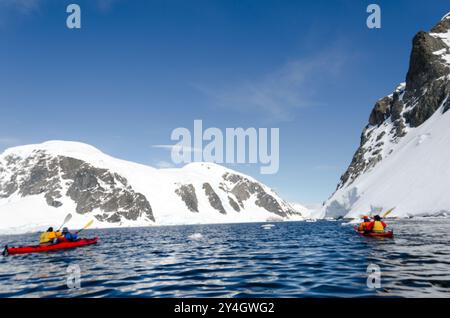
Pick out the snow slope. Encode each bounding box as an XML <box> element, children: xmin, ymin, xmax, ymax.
<box><xmin>324</xmin><ymin>102</ymin><xmax>450</xmax><ymax>219</ymax></box>
<box><xmin>291</xmin><ymin>203</ymin><xmax>324</xmax><ymax>220</ymax></box>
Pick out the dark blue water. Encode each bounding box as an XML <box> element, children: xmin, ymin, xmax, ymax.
<box><xmin>1</xmin><ymin>219</ymin><xmax>449</xmax><ymax>297</ymax></box>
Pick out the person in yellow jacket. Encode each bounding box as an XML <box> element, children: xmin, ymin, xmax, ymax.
<box><xmin>366</xmin><ymin>215</ymin><xmax>387</xmax><ymax>233</ymax></box>
<box><xmin>39</xmin><ymin>227</ymin><xmax>63</xmax><ymax>244</ymax></box>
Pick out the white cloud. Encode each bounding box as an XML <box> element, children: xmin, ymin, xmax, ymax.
<box><xmin>195</xmin><ymin>49</ymin><xmax>346</xmax><ymax>122</ymax></box>
<box><xmin>95</xmin><ymin>0</ymin><xmax>121</xmax><ymax>13</ymax></box>
<box><xmin>152</xmin><ymin>144</ymin><xmax>202</xmax><ymax>153</ymax></box>
<box><xmin>154</xmin><ymin>160</ymin><xmax>175</xmax><ymax>169</ymax></box>
<box><xmin>0</xmin><ymin>0</ymin><xmax>120</xmax><ymax>20</ymax></box>
<box><xmin>0</xmin><ymin>0</ymin><xmax>43</xmax><ymax>28</ymax></box>
<box><xmin>0</xmin><ymin>0</ymin><xmax>41</xmax><ymax>14</ymax></box>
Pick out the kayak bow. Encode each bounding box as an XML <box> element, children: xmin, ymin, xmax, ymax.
<box><xmin>2</xmin><ymin>237</ymin><xmax>98</xmax><ymax>256</ymax></box>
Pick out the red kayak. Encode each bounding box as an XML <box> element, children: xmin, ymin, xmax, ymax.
<box><xmin>354</xmin><ymin>227</ymin><xmax>394</xmax><ymax>238</ymax></box>
<box><xmin>2</xmin><ymin>238</ymin><xmax>98</xmax><ymax>256</ymax></box>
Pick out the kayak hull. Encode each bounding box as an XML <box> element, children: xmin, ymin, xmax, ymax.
<box><xmin>354</xmin><ymin>227</ymin><xmax>394</xmax><ymax>238</ymax></box>
<box><xmin>3</xmin><ymin>237</ymin><xmax>98</xmax><ymax>256</ymax></box>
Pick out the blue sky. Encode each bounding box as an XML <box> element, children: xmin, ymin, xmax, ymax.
<box><xmin>0</xmin><ymin>0</ymin><xmax>449</xmax><ymax>205</ymax></box>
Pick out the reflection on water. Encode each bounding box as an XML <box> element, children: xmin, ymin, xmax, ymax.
<box><xmin>0</xmin><ymin>219</ymin><xmax>449</xmax><ymax>297</ymax></box>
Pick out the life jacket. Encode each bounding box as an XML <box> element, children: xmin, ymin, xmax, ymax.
<box><xmin>39</xmin><ymin>232</ymin><xmax>49</xmax><ymax>244</ymax></box>
<box><xmin>39</xmin><ymin>231</ymin><xmax>62</xmax><ymax>244</ymax></box>
<box><xmin>358</xmin><ymin>222</ymin><xmax>370</xmax><ymax>232</ymax></box>
<box><xmin>371</xmin><ymin>221</ymin><xmax>386</xmax><ymax>233</ymax></box>
<box><xmin>63</xmin><ymin>232</ymin><xmax>78</xmax><ymax>241</ymax></box>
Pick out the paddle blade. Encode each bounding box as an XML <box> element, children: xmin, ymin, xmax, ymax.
<box><xmin>63</xmin><ymin>213</ymin><xmax>73</xmax><ymax>224</ymax></box>
<box><xmin>57</xmin><ymin>213</ymin><xmax>73</xmax><ymax>230</ymax></box>
<box><xmin>382</xmin><ymin>207</ymin><xmax>396</xmax><ymax>218</ymax></box>
<box><xmin>75</xmin><ymin>220</ymin><xmax>94</xmax><ymax>235</ymax></box>
<box><xmin>82</xmin><ymin>220</ymin><xmax>94</xmax><ymax>230</ymax></box>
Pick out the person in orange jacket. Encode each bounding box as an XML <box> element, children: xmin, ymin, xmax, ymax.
<box><xmin>366</xmin><ymin>215</ymin><xmax>387</xmax><ymax>233</ymax></box>
<box><xmin>357</xmin><ymin>216</ymin><xmax>371</xmax><ymax>232</ymax></box>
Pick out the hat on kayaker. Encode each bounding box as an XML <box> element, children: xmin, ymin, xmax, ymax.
<box><xmin>62</xmin><ymin>227</ymin><xmax>69</xmax><ymax>233</ymax></box>
<box><xmin>362</xmin><ymin>216</ymin><xmax>370</xmax><ymax>221</ymax></box>
<box><xmin>374</xmin><ymin>215</ymin><xmax>381</xmax><ymax>221</ymax></box>
<box><xmin>47</xmin><ymin>227</ymin><xmax>54</xmax><ymax>232</ymax></box>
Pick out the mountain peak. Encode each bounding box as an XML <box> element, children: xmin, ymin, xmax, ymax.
<box><xmin>2</xmin><ymin>140</ymin><xmax>105</xmax><ymax>158</ymax></box>
<box><xmin>431</xmin><ymin>13</ymin><xmax>450</xmax><ymax>34</ymax></box>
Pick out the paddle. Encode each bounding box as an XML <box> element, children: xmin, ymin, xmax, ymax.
<box><xmin>75</xmin><ymin>220</ymin><xmax>94</xmax><ymax>235</ymax></box>
<box><xmin>382</xmin><ymin>207</ymin><xmax>396</xmax><ymax>218</ymax></box>
<box><xmin>57</xmin><ymin>213</ymin><xmax>72</xmax><ymax>231</ymax></box>
<box><xmin>359</xmin><ymin>207</ymin><xmax>396</xmax><ymax>220</ymax></box>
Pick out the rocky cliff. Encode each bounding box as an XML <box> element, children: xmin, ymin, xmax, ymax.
<box><xmin>323</xmin><ymin>13</ymin><xmax>450</xmax><ymax>218</ymax></box>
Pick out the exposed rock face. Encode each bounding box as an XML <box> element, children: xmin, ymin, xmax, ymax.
<box><xmin>406</xmin><ymin>32</ymin><xmax>447</xmax><ymax>93</ymax></box>
<box><xmin>173</xmin><ymin>171</ymin><xmax>299</xmax><ymax>217</ymax></box>
<box><xmin>335</xmin><ymin>15</ymin><xmax>450</xmax><ymax>191</ymax></box>
<box><xmin>222</xmin><ymin>173</ymin><xmax>295</xmax><ymax>217</ymax></box>
<box><xmin>203</xmin><ymin>183</ymin><xmax>226</xmax><ymax>214</ymax></box>
<box><xmin>228</xmin><ymin>196</ymin><xmax>241</xmax><ymax>212</ymax></box>
<box><xmin>175</xmin><ymin>184</ymin><xmax>199</xmax><ymax>212</ymax></box>
<box><xmin>0</xmin><ymin>150</ymin><xmax>154</xmax><ymax>223</ymax></box>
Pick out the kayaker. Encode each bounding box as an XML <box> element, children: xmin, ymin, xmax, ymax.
<box><xmin>366</xmin><ymin>215</ymin><xmax>387</xmax><ymax>233</ymax></box>
<box><xmin>357</xmin><ymin>216</ymin><xmax>371</xmax><ymax>232</ymax></box>
<box><xmin>59</xmin><ymin>227</ymin><xmax>79</xmax><ymax>242</ymax></box>
<box><xmin>39</xmin><ymin>227</ymin><xmax>63</xmax><ymax>244</ymax></box>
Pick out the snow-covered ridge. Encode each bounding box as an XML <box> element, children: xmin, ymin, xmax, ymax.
<box><xmin>430</xmin><ymin>29</ymin><xmax>450</xmax><ymax>64</ymax></box>
<box><xmin>0</xmin><ymin>140</ymin><xmax>300</xmax><ymax>234</ymax></box>
<box><xmin>3</xmin><ymin>140</ymin><xmax>104</xmax><ymax>157</ymax></box>
<box><xmin>430</xmin><ymin>12</ymin><xmax>450</xmax><ymax>65</ymax></box>
<box><xmin>2</xmin><ymin>140</ymin><xmax>158</xmax><ymax>173</ymax></box>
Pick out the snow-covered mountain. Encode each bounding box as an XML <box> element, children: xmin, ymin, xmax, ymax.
<box><xmin>323</xmin><ymin>13</ymin><xmax>450</xmax><ymax>219</ymax></box>
<box><xmin>0</xmin><ymin>141</ymin><xmax>301</xmax><ymax>234</ymax></box>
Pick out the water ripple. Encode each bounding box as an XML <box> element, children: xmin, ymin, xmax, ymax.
<box><xmin>1</xmin><ymin>219</ymin><xmax>450</xmax><ymax>297</ymax></box>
